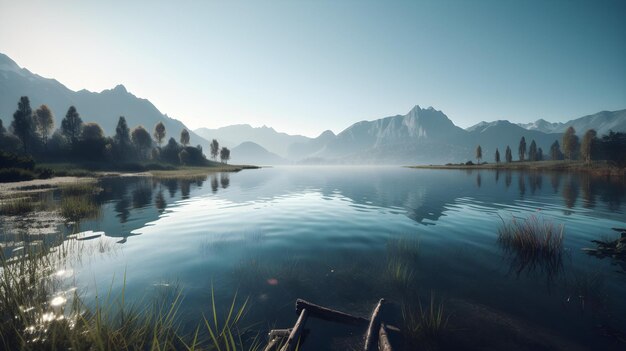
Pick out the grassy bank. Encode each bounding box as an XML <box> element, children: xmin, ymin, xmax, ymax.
<box><xmin>408</xmin><ymin>160</ymin><xmax>626</xmax><ymax>176</ymax></box>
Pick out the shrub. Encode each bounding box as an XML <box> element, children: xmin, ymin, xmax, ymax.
<box><xmin>0</xmin><ymin>168</ymin><xmax>36</xmax><ymax>182</ymax></box>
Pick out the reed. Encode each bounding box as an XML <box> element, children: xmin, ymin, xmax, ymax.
<box><xmin>0</xmin><ymin>196</ymin><xmax>37</xmax><ymax>215</ymax></box>
<box><xmin>0</xmin><ymin>242</ymin><xmax>258</xmax><ymax>351</ymax></box>
<box><xmin>497</xmin><ymin>215</ymin><xmax>564</xmax><ymax>257</ymax></box>
<box><xmin>401</xmin><ymin>293</ymin><xmax>448</xmax><ymax>341</ymax></box>
<box><xmin>60</xmin><ymin>196</ymin><xmax>100</xmax><ymax>222</ymax></box>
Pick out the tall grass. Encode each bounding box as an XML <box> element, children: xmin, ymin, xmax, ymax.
<box><xmin>0</xmin><ymin>241</ymin><xmax>258</xmax><ymax>351</ymax></box>
<box><xmin>497</xmin><ymin>215</ymin><xmax>565</xmax><ymax>278</ymax></box>
<box><xmin>401</xmin><ymin>293</ymin><xmax>448</xmax><ymax>342</ymax></box>
<box><xmin>497</xmin><ymin>215</ymin><xmax>564</xmax><ymax>257</ymax></box>
<box><xmin>0</xmin><ymin>196</ymin><xmax>37</xmax><ymax>215</ymax></box>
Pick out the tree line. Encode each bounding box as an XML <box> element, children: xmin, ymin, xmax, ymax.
<box><xmin>475</xmin><ymin>126</ymin><xmax>626</xmax><ymax>166</ymax></box>
<box><xmin>0</xmin><ymin>96</ymin><xmax>232</xmax><ymax>167</ymax></box>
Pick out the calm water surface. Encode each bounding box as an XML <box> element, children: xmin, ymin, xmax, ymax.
<box><xmin>3</xmin><ymin>166</ymin><xmax>626</xmax><ymax>350</ymax></box>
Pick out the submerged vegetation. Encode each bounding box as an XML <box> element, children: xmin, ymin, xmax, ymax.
<box><xmin>0</xmin><ymin>241</ymin><xmax>258</xmax><ymax>351</ymax></box>
<box><xmin>497</xmin><ymin>215</ymin><xmax>565</xmax><ymax>278</ymax></box>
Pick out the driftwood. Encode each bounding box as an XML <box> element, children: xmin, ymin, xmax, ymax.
<box><xmin>378</xmin><ymin>324</ymin><xmax>393</xmax><ymax>351</ymax></box>
<box><xmin>364</xmin><ymin>298</ymin><xmax>385</xmax><ymax>351</ymax></box>
<box><xmin>295</xmin><ymin>299</ymin><xmax>369</xmax><ymax>326</ymax></box>
<box><xmin>268</xmin><ymin>329</ymin><xmax>292</xmax><ymax>338</ymax></box>
<box><xmin>280</xmin><ymin>308</ymin><xmax>308</xmax><ymax>351</ymax></box>
<box><xmin>611</xmin><ymin>227</ymin><xmax>626</xmax><ymax>233</ymax></box>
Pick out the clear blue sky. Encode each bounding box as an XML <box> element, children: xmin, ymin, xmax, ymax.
<box><xmin>1</xmin><ymin>0</ymin><xmax>624</xmax><ymax>137</ymax></box>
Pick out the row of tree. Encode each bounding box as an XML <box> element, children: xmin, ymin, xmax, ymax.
<box><xmin>0</xmin><ymin>96</ymin><xmax>232</xmax><ymax>166</ymax></box>
<box><xmin>476</xmin><ymin>126</ymin><xmax>626</xmax><ymax>166</ymax></box>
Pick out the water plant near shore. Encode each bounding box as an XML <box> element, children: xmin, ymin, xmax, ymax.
<box><xmin>497</xmin><ymin>215</ymin><xmax>565</xmax><ymax>279</ymax></box>
<box><xmin>401</xmin><ymin>293</ymin><xmax>449</xmax><ymax>343</ymax></box>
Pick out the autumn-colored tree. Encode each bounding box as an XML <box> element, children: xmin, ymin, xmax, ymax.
<box><xmin>580</xmin><ymin>129</ymin><xmax>597</xmax><ymax>163</ymax></box>
<box><xmin>562</xmin><ymin>126</ymin><xmax>579</xmax><ymax>160</ymax></box>
<box><xmin>34</xmin><ymin>105</ymin><xmax>54</xmax><ymax>147</ymax></box>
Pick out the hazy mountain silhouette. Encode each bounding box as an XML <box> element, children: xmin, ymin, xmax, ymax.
<box><xmin>230</xmin><ymin>141</ymin><xmax>289</xmax><ymax>165</ymax></box>
<box><xmin>194</xmin><ymin>124</ymin><xmax>309</xmax><ymax>158</ymax></box>
<box><xmin>0</xmin><ymin>52</ymin><xmax>209</xmax><ymax>151</ymax></box>
<box><xmin>517</xmin><ymin>110</ymin><xmax>626</xmax><ymax>135</ymax></box>
<box><xmin>2</xmin><ymin>52</ymin><xmax>624</xmax><ymax>165</ymax></box>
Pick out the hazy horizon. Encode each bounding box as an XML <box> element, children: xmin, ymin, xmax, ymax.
<box><xmin>1</xmin><ymin>0</ymin><xmax>625</xmax><ymax>137</ymax></box>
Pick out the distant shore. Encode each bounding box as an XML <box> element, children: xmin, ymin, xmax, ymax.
<box><xmin>408</xmin><ymin>160</ymin><xmax>626</xmax><ymax>176</ymax></box>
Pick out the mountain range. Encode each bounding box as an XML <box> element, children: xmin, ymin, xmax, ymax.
<box><xmin>0</xmin><ymin>53</ymin><xmax>209</xmax><ymax>150</ymax></box>
<box><xmin>1</xmin><ymin>52</ymin><xmax>624</xmax><ymax>165</ymax></box>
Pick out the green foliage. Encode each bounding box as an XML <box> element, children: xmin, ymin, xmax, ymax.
<box><xmin>402</xmin><ymin>294</ymin><xmax>448</xmax><ymax>342</ymax></box>
<box><xmin>495</xmin><ymin>148</ymin><xmax>500</xmax><ymax>163</ymax></box>
<box><xmin>180</xmin><ymin>129</ymin><xmax>190</xmax><ymax>146</ymax></box>
<box><xmin>0</xmin><ymin>150</ymin><xmax>35</xmax><ymax>170</ymax></box>
<box><xmin>211</xmin><ymin>139</ymin><xmax>220</xmax><ymax>160</ymax></box>
<box><xmin>550</xmin><ymin>140</ymin><xmax>562</xmax><ymax>160</ymax></box>
<box><xmin>497</xmin><ymin>215</ymin><xmax>564</xmax><ymax>258</ymax></box>
<box><xmin>518</xmin><ymin>136</ymin><xmax>526</xmax><ymax>161</ymax></box>
<box><xmin>528</xmin><ymin>140</ymin><xmax>537</xmax><ymax>161</ymax></box>
<box><xmin>11</xmin><ymin>96</ymin><xmax>35</xmax><ymax>152</ymax></box>
<box><xmin>475</xmin><ymin>145</ymin><xmax>482</xmax><ymax>163</ymax></box>
<box><xmin>131</xmin><ymin>126</ymin><xmax>153</xmax><ymax>159</ymax></box>
<box><xmin>154</xmin><ymin>122</ymin><xmax>166</xmax><ymax>146</ymax></box>
<box><xmin>0</xmin><ymin>196</ymin><xmax>36</xmax><ymax>215</ymax></box>
<box><xmin>61</xmin><ymin>106</ymin><xmax>83</xmax><ymax>148</ymax></box>
<box><xmin>220</xmin><ymin>147</ymin><xmax>231</xmax><ymax>164</ymax></box>
<box><xmin>505</xmin><ymin>145</ymin><xmax>512</xmax><ymax>163</ymax></box>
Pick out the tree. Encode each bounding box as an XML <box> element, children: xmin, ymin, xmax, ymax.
<box><xmin>475</xmin><ymin>145</ymin><xmax>482</xmax><ymax>164</ymax></box>
<box><xmin>11</xmin><ymin>96</ymin><xmax>35</xmax><ymax>152</ymax></box>
<box><xmin>550</xmin><ymin>140</ymin><xmax>562</xmax><ymax>160</ymax></box>
<box><xmin>113</xmin><ymin>116</ymin><xmax>132</xmax><ymax>160</ymax></box>
<box><xmin>505</xmin><ymin>146</ymin><xmax>512</xmax><ymax>163</ymax></box>
<box><xmin>537</xmin><ymin>147</ymin><xmax>543</xmax><ymax>161</ymax></box>
<box><xmin>79</xmin><ymin>122</ymin><xmax>106</xmax><ymax>159</ymax></box>
<box><xmin>518</xmin><ymin>136</ymin><xmax>526</xmax><ymax>161</ymax></box>
<box><xmin>154</xmin><ymin>122</ymin><xmax>166</xmax><ymax>146</ymax></box>
<box><xmin>34</xmin><ymin>105</ymin><xmax>54</xmax><ymax>147</ymax></box>
<box><xmin>131</xmin><ymin>126</ymin><xmax>152</xmax><ymax>159</ymax></box>
<box><xmin>161</xmin><ymin>137</ymin><xmax>182</xmax><ymax>164</ymax></box>
<box><xmin>180</xmin><ymin>129</ymin><xmax>190</xmax><ymax>146</ymax></box>
<box><xmin>61</xmin><ymin>106</ymin><xmax>83</xmax><ymax>148</ymax></box>
<box><xmin>528</xmin><ymin>140</ymin><xmax>537</xmax><ymax>161</ymax></box>
<box><xmin>580</xmin><ymin>129</ymin><xmax>597</xmax><ymax>164</ymax></box>
<box><xmin>210</xmin><ymin>139</ymin><xmax>219</xmax><ymax>160</ymax></box>
<box><xmin>562</xmin><ymin>126</ymin><xmax>578</xmax><ymax>160</ymax></box>
<box><xmin>220</xmin><ymin>147</ymin><xmax>230</xmax><ymax>164</ymax></box>
<box><xmin>495</xmin><ymin>148</ymin><xmax>500</xmax><ymax>163</ymax></box>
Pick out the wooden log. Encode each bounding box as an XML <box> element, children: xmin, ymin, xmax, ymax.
<box><xmin>280</xmin><ymin>308</ymin><xmax>308</xmax><ymax>351</ymax></box>
<box><xmin>295</xmin><ymin>299</ymin><xmax>369</xmax><ymax>326</ymax></box>
<box><xmin>378</xmin><ymin>324</ymin><xmax>393</xmax><ymax>351</ymax></box>
<box><xmin>364</xmin><ymin>298</ymin><xmax>385</xmax><ymax>351</ymax></box>
<box><xmin>263</xmin><ymin>338</ymin><xmax>279</xmax><ymax>351</ymax></box>
<box><xmin>268</xmin><ymin>329</ymin><xmax>292</xmax><ymax>339</ymax></box>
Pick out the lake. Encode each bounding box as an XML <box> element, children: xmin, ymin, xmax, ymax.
<box><xmin>2</xmin><ymin>166</ymin><xmax>626</xmax><ymax>350</ymax></box>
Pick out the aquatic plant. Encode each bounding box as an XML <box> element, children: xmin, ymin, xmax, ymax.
<box><xmin>497</xmin><ymin>215</ymin><xmax>564</xmax><ymax>258</ymax></box>
<box><xmin>401</xmin><ymin>293</ymin><xmax>449</xmax><ymax>342</ymax></box>
<box><xmin>497</xmin><ymin>215</ymin><xmax>565</xmax><ymax>279</ymax></box>
<box><xmin>60</xmin><ymin>196</ymin><xmax>100</xmax><ymax>223</ymax></box>
<box><xmin>386</xmin><ymin>259</ymin><xmax>415</xmax><ymax>292</ymax></box>
<box><xmin>0</xmin><ymin>242</ymin><xmax>259</xmax><ymax>351</ymax></box>
<box><xmin>0</xmin><ymin>196</ymin><xmax>37</xmax><ymax>215</ymax></box>
<box><xmin>59</xmin><ymin>181</ymin><xmax>102</xmax><ymax>197</ymax></box>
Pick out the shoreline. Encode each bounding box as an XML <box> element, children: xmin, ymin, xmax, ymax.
<box><xmin>407</xmin><ymin>160</ymin><xmax>626</xmax><ymax>176</ymax></box>
<box><xmin>0</xmin><ymin>164</ymin><xmax>260</xmax><ymax>195</ymax></box>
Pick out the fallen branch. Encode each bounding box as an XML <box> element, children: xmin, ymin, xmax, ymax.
<box><xmin>295</xmin><ymin>299</ymin><xmax>369</xmax><ymax>326</ymax></box>
<box><xmin>364</xmin><ymin>298</ymin><xmax>385</xmax><ymax>351</ymax></box>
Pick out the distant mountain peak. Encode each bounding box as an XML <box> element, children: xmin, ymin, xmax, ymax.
<box><xmin>112</xmin><ymin>84</ymin><xmax>128</xmax><ymax>93</ymax></box>
<box><xmin>0</xmin><ymin>53</ymin><xmax>24</xmax><ymax>75</ymax></box>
